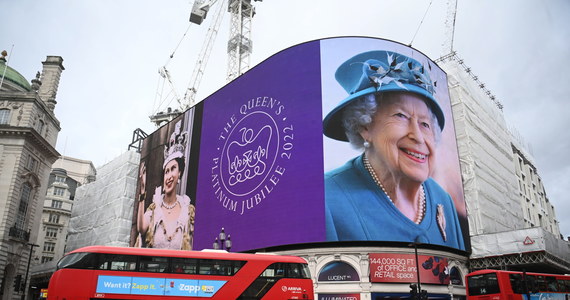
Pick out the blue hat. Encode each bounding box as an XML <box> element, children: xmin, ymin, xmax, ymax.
<box><xmin>323</xmin><ymin>50</ymin><xmax>445</xmax><ymax>142</ymax></box>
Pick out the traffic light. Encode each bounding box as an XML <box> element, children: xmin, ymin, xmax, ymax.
<box><xmin>409</xmin><ymin>283</ymin><xmax>418</xmax><ymax>299</ymax></box>
<box><xmin>420</xmin><ymin>289</ymin><xmax>428</xmax><ymax>300</ymax></box>
<box><xmin>13</xmin><ymin>275</ymin><xmax>22</xmax><ymax>291</ymax></box>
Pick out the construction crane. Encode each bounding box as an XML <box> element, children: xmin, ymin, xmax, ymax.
<box><xmin>226</xmin><ymin>0</ymin><xmax>256</xmax><ymax>82</ymax></box>
<box><xmin>441</xmin><ymin>0</ymin><xmax>458</xmax><ymax>56</ymax></box>
<box><xmin>150</xmin><ymin>0</ymin><xmax>260</xmax><ymax>126</ymax></box>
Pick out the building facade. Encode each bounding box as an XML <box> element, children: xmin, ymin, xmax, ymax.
<box><xmin>437</xmin><ymin>52</ymin><xmax>569</xmax><ymax>273</ymax></box>
<box><xmin>29</xmin><ymin>156</ymin><xmax>95</xmax><ymax>299</ymax></box>
<box><xmin>52</xmin><ymin>156</ymin><xmax>96</xmax><ymax>185</ymax></box>
<box><xmin>0</xmin><ymin>53</ymin><xmax>64</xmax><ymax>300</ymax></box>
<box><xmin>36</xmin><ymin>168</ymin><xmax>77</xmax><ymax>265</ymax></box>
<box><xmin>511</xmin><ymin>140</ymin><xmax>560</xmax><ymax>237</ymax></box>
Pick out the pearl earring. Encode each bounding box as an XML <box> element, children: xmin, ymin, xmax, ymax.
<box><xmin>363</xmin><ymin>141</ymin><xmax>370</xmax><ymax>148</ymax></box>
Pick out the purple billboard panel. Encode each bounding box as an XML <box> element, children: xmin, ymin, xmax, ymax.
<box><xmin>193</xmin><ymin>41</ymin><xmax>325</xmax><ymax>251</ymax></box>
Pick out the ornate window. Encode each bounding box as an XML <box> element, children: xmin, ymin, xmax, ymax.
<box><xmin>44</xmin><ymin>242</ymin><xmax>56</xmax><ymax>252</ymax></box>
<box><xmin>0</xmin><ymin>109</ymin><xmax>9</xmax><ymax>124</ymax></box>
<box><xmin>48</xmin><ymin>213</ymin><xmax>60</xmax><ymax>224</ymax></box>
<box><xmin>26</xmin><ymin>155</ymin><xmax>39</xmax><ymax>172</ymax></box>
<box><xmin>15</xmin><ymin>183</ymin><xmax>32</xmax><ymax>230</ymax></box>
<box><xmin>41</xmin><ymin>256</ymin><xmax>54</xmax><ymax>263</ymax></box>
<box><xmin>46</xmin><ymin>227</ymin><xmax>58</xmax><ymax>238</ymax></box>
<box><xmin>51</xmin><ymin>200</ymin><xmax>63</xmax><ymax>208</ymax></box>
<box><xmin>36</xmin><ymin>119</ymin><xmax>45</xmax><ymax>135</ymax></box>
<box><xmin>53</xmin><ymin>187</ymin><xmax>65</xmax><ymax>196</ymax></box>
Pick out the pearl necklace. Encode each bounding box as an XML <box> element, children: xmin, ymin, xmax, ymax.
<box><xmin>363</xmin><ymin>155</ymin><xmax>426</xmax><ymax>224</ymax></box>
<box><xmin>161</xmin><ymin>200</ymin><xmax>179</xmax><ymax>210</ymax></box>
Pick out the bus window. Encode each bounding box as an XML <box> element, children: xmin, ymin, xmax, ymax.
<box><xmin>562</xmin><ymin>279</ymin><xmax>570</xmax><ymax>292</ymax></box>
<box><xmin>171</xmin><ymin>257</ymin><xmax>198</xmax><ymax>274</ymax></box>
<box><xmin>467</xmin><ymin>273</ymin><xmax>500</xmax><ymax>296</ymax></box>
<box><xmin>545</xmin><ymin>276</ymin><xmax>558</xmax><ymax>292</ymax></box>
<box><xmin>525</xmin><ymin>275</ymin><xmax>539</xmax><ymax>293</ymax></box>
<box><xmin>139</xmin><ymin>256</ymin><xmax>168</xmax><ymax>273</ymax></box>
<box><xmin>98</xmin><ymin>254</ymin><xmax>136</xmax><ymax>271</ymax></box>
<box><xmin>261</xmin><ymin>263</ymin><xmax>284</xmax><ymax>278</ymax></box>
<box><xmin>300</xmin><ymin>263</ymin><xmax>311</xmax><ymax>279</ymax></box>
<box><xmin>285</xmin><ymin>263</ymin><xmax>310</xmax><ymax>278</ymax></box>
<box><xmin>509</xmin><ymin>274</ymin><xmax>525</xmax><ymax>294</ymax></box>
<box><xmin>57</xmin><ymin>252</ymin><xmax>97</xmax><ymax>270</ymax></box>
<box><xmin>198</xmin><ymin>259</ymin><xmax>245</xmax><ymax>276</ymax></box>
<box><xmin>261</xmin><ymin>263</ymin><xmax>310</xmax><ymax>279</ymax></box>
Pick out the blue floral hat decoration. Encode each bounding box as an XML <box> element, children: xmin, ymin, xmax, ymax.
<box><xmin>323</xmin><ymin>50</ymin><xmax>445</xmax><ymax>142</ymax></box>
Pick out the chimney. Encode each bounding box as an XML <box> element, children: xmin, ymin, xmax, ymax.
<box><xmin>38</xmin><ymin>56</ymin><xmax>65</xmax><ymax>111</ymax></box>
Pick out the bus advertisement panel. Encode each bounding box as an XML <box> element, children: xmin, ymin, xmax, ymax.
<box><xmin>95</xmin><ymin>275</ymin><xmax>226</xmax><ymax>296</ymax></box>
<box><xmin>131</xmin><ymin>36</ymin><xmax>469</xmax><ymax>253</ymax></box>
<box><xmin>47</xmin><ymin>246</ymin><xmax>314</xmax><ymax>300</ymax></box>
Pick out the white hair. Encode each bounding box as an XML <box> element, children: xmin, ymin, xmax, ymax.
<box><xmin>341</xmin><ymin>93</ymin><xmax>442</xmax><ymax>149</ymax></box>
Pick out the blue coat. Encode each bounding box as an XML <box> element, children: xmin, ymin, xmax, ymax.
<box><xmin>325</xmin><ymin>155</ymin><xmax>465</xmax><ymax>251</ymax></box>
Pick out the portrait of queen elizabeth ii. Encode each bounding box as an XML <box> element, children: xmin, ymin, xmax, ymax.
<box><xmin>136</xmin><ymin>119</ymin><xmax>196</xmax><ymax>250</ymax></box>
<box><xmin>323</xmin><ymin>49</ymin><xmax>465</xmax><ymax>250</ymax></box>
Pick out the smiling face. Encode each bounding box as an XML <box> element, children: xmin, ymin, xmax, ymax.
<box><xmin>360</xmin><ymin>92</ymin><xmax>437</xmax><ymax>183</ymax></box>
<box><xmin>163</xmin><ymin>159</ymin><xmax>181</xmax><ymax>196</ymax></box>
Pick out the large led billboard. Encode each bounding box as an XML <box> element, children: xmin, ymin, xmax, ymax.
<box><xmin>131</xmin><ymin>37</ymin><xmax>468</xmax><ymax>253</ymax></box>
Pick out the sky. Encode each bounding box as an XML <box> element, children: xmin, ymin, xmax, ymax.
<box><xmin>2</xmin><ymin>0</ymin><xmax>569</xmax><ymax>238</ymax></box>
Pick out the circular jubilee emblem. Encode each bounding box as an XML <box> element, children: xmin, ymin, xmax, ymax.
<box><xmin>220</xmin><ymin>111</ymin><xmax>279</xmax><ymax>196</ymax></box>
<box><xmin>212</xmin><ymin>96</ymin><xmax>294</xmax><ymax>215</ymax></box>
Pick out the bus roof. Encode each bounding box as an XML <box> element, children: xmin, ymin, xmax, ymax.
<box><xmin>66</xmin><ymin>246</ymin><xmax>307</xmax><ymax>264</ymax></box>
<box><xmin>467</xmin><ymin>269</ymin><xmax>570</xmax><ymax>279</ymax></box>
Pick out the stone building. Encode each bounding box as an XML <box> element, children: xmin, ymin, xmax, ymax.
<box><xmin>0</xmin><ymin>53</ymin><xmax>64</xmax><ymax>300</ymax></box>
<box><xmin>29</xmin><ymin>156</ymin><xmax>96</xmax><ymax>299</ymax></box>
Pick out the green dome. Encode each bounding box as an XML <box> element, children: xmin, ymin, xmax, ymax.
<box><xmin>0</xmin><ymin>58</ymin><xmax>32</xmax><ymax>92</ymax></box>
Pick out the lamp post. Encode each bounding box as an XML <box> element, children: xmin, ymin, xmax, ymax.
<box><xmin>212</xmin><ymin>228</ymin><xmax>232</xmax><ymax>251</ymax></box>
<box><xmin>409</xmin><ymin>241</ymin><xmax>427</xmax><ymax>300</ymax></box>
<box><xmin>413</xmin><ymin>241</ymin><xmax>421</xmax><ymax>294</ymax></box>
<box><xmin>22</xmin><ymin>243</ymin><xmax>38</xmax><ymax>300</ymax></box>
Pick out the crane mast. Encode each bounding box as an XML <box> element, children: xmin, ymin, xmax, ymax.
<box><xmin>226</xmin><ymin>0</ymin><xmax>256</xmax><ymax>81</ymax></box>
<box><xmin>150</xmin><ymin>0</ymin><xmax>260</xmax><ymax>126</ymax></box>
<box><xmin>441</xmin><ymin>0</ymin><xmax>458</xmax><ymax>56</ymax></box>
<box><xmin>183</xmin><ymin>0</ymin><xmax>228</xmax><ymax>110</ymax></box>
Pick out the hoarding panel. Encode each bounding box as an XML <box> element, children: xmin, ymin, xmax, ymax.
<box><xmin>369</xmin><ymin>253</ymin><xmax>450</xmax><ymax>284</ymax></box>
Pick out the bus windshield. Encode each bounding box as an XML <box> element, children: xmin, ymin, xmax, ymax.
<box><xmin>467</xmin><ymin>273</ymin><xmax>500</xmax><ymax>296</ymax></box>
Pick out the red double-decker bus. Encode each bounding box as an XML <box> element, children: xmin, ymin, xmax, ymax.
<box><xmin>466</xmin><ymin>269</ymin><xmax>570</xmax><ymax>300</ymax></box>
<box><xmin>47</xmin><ymin>246</ymin><xmax>314</xmax><ymax>300</ymax></box>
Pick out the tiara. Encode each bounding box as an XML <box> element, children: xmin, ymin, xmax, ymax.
<box><xmin>163</xmin><ymin>120</ymin><xmax>188</xmax><ymax>168</ymax></box>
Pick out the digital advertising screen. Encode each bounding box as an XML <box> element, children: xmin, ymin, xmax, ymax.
<box><xmin>131</xmin><ymin>37</ymin><xmax>469</xmax><ymax>253</ymax></box>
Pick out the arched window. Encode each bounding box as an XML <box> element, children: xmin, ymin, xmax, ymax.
<box><xmin>449</xmin><ymin>266</ymin><xmax>463</xmax><ymax>285</ymax></box>
<box><xmin>15</xmin><ymin>183</ymin><xmax>32</xmax><ymax>230</ymax></box>
<box><xmin>0</xmin><ymin>108</ymin><xmax>10</xmax><ymax>124</ymax></box>
<box><xmin>318</xmin><ymin>261</ymin><xmax>360</xmax><ymax>282</ymax></box>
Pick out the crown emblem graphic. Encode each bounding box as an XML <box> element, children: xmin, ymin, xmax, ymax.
<box><xmin>163</xmin><ymin>120</ymin><xmax>188</xmax><ymax>168</ymax></box>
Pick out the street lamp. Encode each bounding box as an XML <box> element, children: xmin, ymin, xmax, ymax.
<box><xmin>22</xmin><ymin>243</ymin><xmax>39</xmax><ymax>300</ymax></box>
<box><xmin>409</xmin><ymin>241</ymin><xmax>427</xmax><ymax>300</ymax></box>
<box><xmin>212</xmin><ymin>228</ymin><xmax>232</xmax><ymax>251</ymax></box>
